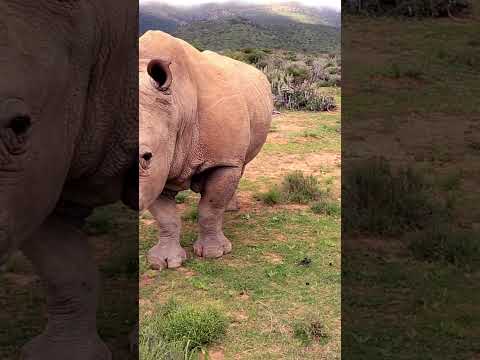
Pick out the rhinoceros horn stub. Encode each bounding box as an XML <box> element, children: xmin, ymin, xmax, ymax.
<box><xmin>147</xmin><ymin>59</ymin><xmax>172</xmax><ymax>91</ymax></box>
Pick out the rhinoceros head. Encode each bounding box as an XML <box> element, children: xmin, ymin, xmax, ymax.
<box><xmin>138</xmin><ymin>58</ymin><xmax>177</xmax><ymax>211</ymax></box>
<box><xmin>0</xmin><ymin>3</ymin><xmax>95</xmax><ymax>264</ymax></box>
<box><xmin>138</xmin><ymin>41</ymin><xmax>198</xmax><ymax>212</ymax></box>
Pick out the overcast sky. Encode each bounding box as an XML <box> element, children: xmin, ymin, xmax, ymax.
<box><xmin>140</xmin><ymin>0</ymin><xmax>341</xmax><ymax>11</ymax></box>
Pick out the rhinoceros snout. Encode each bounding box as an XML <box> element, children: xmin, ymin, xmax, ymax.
<box><xmin>0</xmin><ymin>227</ymin><xmax>11</xmax><ymax>266</ymax></box>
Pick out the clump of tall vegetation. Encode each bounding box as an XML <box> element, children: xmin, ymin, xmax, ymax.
<box><xmin>224</xmin><ymin>49</ymin><xmax>340</xmax><ymax>111</ymax></box>
<box><xmin>342</xmin><ymin>158</ymin><xmax>442</xmax><ymax>236</ymax></box>
<box><xmin>140</xmin><ymin>299</ymin><xmax>228</xmax><ymax>360</ymax></box>
<box><xmin>342</xmin><ymin>0</ymin><xmax>472</xmax><ymax>17</ymax></box>
<box><xmin>257</xmin><ymin>171</ymin><xmax>332</xmax><ymax>206</ymax></box>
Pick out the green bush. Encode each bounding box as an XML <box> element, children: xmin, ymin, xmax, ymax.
<box><xmin>342</xmin><ymin>158</ymin><xmax>443</xmax><ymax>236</ymax></box>
<box><xmin>175</xmin><ymin>192</ymin><xmax>188</xmax><ymax>204</ymax></box>
<box><xmin>287</xmin><ymin>65</ymin><xmax>310</xmax><ymax>84</ymax></box>
<box><xmin>256</xmin><ymin>187</ymin><xmax>282</xmax><ymax>205</ymax></box>
<box><xmin>408</xmin><ymin>225</ymin><xmax>480</xmax><ymax>269</ymax></box>
<box><xmin>343</xmin><ymin>0</ymin><xmax>472</xmax><ymax>17</ymax></box>
<box><xmin>282</xmin><ymin>171</ymin><xmax>323</xmax><ymax>204</ymax></box>
<box><xmin>233</xmin><ymin>48</ymin><xmax>267</xmax><ymax>65</ymax></box>
<box><xmin>182</xmin><ymin>205</ymin><xmax>199</xmax><ymax>222</ymax></box>
<box><xmin>311</xmin><ymin>200</ymin><xmax>341</xmax><ymax>217</ymax></box>
<box><xmin>256</xmin><ymin>172</ymin><xmax>327</xmax><ymax>206</ymax></box>
<box><xmin>140</xmin><ymin>299</ymin><xmax>228</xmax><ymax>360</ymax></box>
<box><xmin>162</xmin><ymin>304</ymin><xmax>227</xmax><ymax>345</ymax></box>
<box><xmin>293</xmin><ymin>319</ymin><xmax>329</xmax><ymax>346</ymax></box>
<box><xmin>225</xmin><ymin>49</ymin><xmax>340</xmax><ymax>111</ymax></box>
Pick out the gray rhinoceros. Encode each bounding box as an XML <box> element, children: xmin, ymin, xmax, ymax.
<box><xmin>138</xmin><ymin>31</ymin><xmax>272</xmax><ymax>269</ymax></box>
<box><xmin>0</xmin><ymin>2</ymin><xmax>137</xmax><ymax>359</ymax></box>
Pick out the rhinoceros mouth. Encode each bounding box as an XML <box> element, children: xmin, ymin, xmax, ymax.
<box><xmin>0</xmin><ymin>210</ymin><xmax>13</xmax><ymax>266</ymax></box>
<box><xmin>0</xmin><ymin>228</ymin><xmax>11</xmax><ymax>266</ymax></box>
<box><xmin>0</xmin><ymin>251</ymin><xmax>10</xmax><ymax>267</ymax></box>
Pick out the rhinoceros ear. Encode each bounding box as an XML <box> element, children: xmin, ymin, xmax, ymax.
<box><xmin>147</xmin><ymin>59</ymin><xmax>172</xmax><ymax>91</ymax></box>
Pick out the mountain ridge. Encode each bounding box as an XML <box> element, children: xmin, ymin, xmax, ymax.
<box><xmin>139</xmin><ymin>1</ymin><xmax>340</xmax><ymax>53</ymax></box>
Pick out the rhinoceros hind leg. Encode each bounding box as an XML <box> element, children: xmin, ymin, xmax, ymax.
<box><xmin>147</xmin><ymin>193</ymin><xmax>187</xmax><ymax>270</ymax></box>
<box><xmin>193</xmin><ymin>167</ymin><xmax>241</xmax><ymax>258</ymax></box>
<box><xmin>20</xmin><ymin>216</ymin><xmax>111</xmax><ymax>360</ymax></box>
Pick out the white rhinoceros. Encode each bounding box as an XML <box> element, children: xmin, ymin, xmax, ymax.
<box><xmin>138</xmin><ymin>31</ymin><xmax>273</xmax><ymax>269</ymax></box>
<box><xmin>0</xmin><ymin>2</ymin><xmax>137</xmax><ymax>359</ymax></box>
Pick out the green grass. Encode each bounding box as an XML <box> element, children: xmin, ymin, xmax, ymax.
<box><xmin>293</xmin><ymin>319</ymin><xmax>329</xmax><ymax>346</ymax></box>
<box><xmin>263</xmin><ymin>116</ymin><xmax>340</xmax><ymax>154</ymax></box>
<box><xmin>182</xmin><ymin>205</ymin><xmax>199</xmax><ymax>222</ymax></box>
<box><xmin>343</xmin><ymin>240</ymin><xmax>480</xmax><ymax>359</ymax></box>
<box><xmin>256</xmin><ymin>172</ymin><xmax>333</xmax><ymax>207</ymax></box>
<box><xmin>0</xmin><ymin>203</ymin><xmax>139</xmax><ymax>359</ymax></box>
<box><xmin>343</xmin><ymin>17</ymin><xmax>480</xmax><ymax>119</ymax></box>
<box><xmin>255</xmin><ymin>186</ymin><xmax>282</xmax><ymax>205</ymax></box>
<box><xmin>140</xmin><ymin>299</ymin><xmax>227</xmax><ymax>360</ymax></box>
<box><xmin>311</xmin><ymin>200</ymin><xmax>341</xmax><ymax>217</ymax></box>
<box><xmin>408</xmin><ymin>225</ymin><xmax>480</xmax><ymax>269</ymax></box>
<box><xmin>282</xmin><ymin>171</ymin><xmax>323</xmax><ymax>204</ymax></box>
<box><xmin>140</xmin><ymin>210</ymin><xmax>340</xmax><ymax>359</ymax></box>
<box><xmin>343</xmin><ymin>158</ymin><xmax>444</xmax><ymax>236</ymax></box>
<box><xmin>140</xmin><ymin>110</ymin><xmax>341</xmax><ymax>359</ymax></box>
<box><xmin>343</xmin><ymin>14</ymin><xmax>480</xmax><ymax>360</ymax></box>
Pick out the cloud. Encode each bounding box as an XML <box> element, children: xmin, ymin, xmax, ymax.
<box><xmin>139</xmin><ymin>0</ymin><xmax>341</xmax><ymax>11</ymax></box>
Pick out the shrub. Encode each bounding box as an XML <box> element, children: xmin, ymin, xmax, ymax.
<box><xmin>342</xmin><ymin>158</ymin><xmax>443</xmax><ymax>236</ymax></box>
<box><xmin>282</xmin><ymin>171</ymin><xmax>323</xmax><ymax>204</ymax></box>
<box><xmin>225</xmin><ymin>49</ymin><xmax>340</xmax><ymax>111</ymax></box>
<box><xmin>287</xmin><ymin>65</ymin><xmax>310</xmax><ymax>84</ymax></box>
<box><xmin>408</xmin><ymin>224</ymin><xmax>480</xmax><ymax>269</ymax></box>
<box><xmin>311</xmin><ymin>200</ymin><xmax>341</xmax><ymax>217</ymax></box>
<box><xmin>175</xmin><ymin>192</ymin><xmax>188</xmax><ymax>204</ymax></box>
<box><xmin>256</xmin><ymin>172</ymin><xmax>327</xmax><ymax>205</ymax></box>
<box><xmin>293</xmin><ymin>319</ymin><xmax>329</xmax><ymax>346</ymax></box>
<box><xmin>140</xmin><ymin>300</ymin><xmax>228</xmax><ymax>360</ymax></box>
<box><xmin>182</xmin><ymin>205</ymin><xmax>199</xmax><ymax>222</ymax></box>
<box><xmin>272</xmin><ymin>79</ymin><xmax>336</xmax><ymax>111</ymax></box>
<box><xmin>161</xmin><ymin>304</ymin><xmax>227</xmax><ymax>346</ymax></box>
<box><xmin>256</xmin><ymin>187</ymin><xmax>282</xmax><ymax>205</ymax></box>
<box><xmin>224</xmin><ymin>48</ymin><xmax>268</xmax><ymax>66</ymax></box>
<box><xmin>343</xmin><ymin>0</ymin><xmax>472</xmax><ymax>17</ymax></box>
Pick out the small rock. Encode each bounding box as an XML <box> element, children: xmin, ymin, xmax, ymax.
<box><xmin>298</xmin><ymin>257</ymin><xmax>312</xmax><ymax>266</ymax></box>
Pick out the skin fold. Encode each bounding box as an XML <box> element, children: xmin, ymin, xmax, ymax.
<box><xmin>139</xmin><ymin>31</ymin><xmax>272</xmax><ymax>269</ymax></box>
<box><xmin>0</xmin><ymin>2</ymin><xmax>137</xmax><ymax>359</ymax></box>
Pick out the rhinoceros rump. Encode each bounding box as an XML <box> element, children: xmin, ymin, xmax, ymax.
<box><xmin>0</xmin><ymin>2</ymin><xmax>137</xmax><ymax>359</ymax></box>
<box><xmin>139</xmin><ymin>31</ymin><xmax>273</xmax><ymax>269</ymax></box>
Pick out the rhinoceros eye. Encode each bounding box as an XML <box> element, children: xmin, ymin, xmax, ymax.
<box><xmin>9</xmin><ymin>115</ymin><xmax>31</xmax><ymax>136</ymax></box>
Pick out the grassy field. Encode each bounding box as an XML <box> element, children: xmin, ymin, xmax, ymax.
<box><xmin>0</xmin><ymin>205</ymin><xmax>138</xmax><ymax>359</ymax></box>
<box><xmin>343</xmin><ymin>13</ymin><xmax>480</xmax><ymax>359</ymax></box>
<box><xmin>139</xmin><ymin>109</ymin><xmax>341</xmax><ymax>359</ymax></box>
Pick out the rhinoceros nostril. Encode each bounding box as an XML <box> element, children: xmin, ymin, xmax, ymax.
<box><xmin>142</xmin><ymin>152</ymin><xmax>153</xmax><ymax>161</ymax></box>
<box><xmin>9</xmin><ymin>115</ymin><xmax>31</xmax><ymax>136</ymax></box>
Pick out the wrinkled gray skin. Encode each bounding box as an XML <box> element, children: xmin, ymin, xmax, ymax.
<box><xmin>139</xmin><ymin>31</ymin><xmax>272</xmax><ymax>269</ymax></box>
<box><xmin>0</xmin><ymin>2</ymin><xmax>137</xmax><ymax>359</ymax></box>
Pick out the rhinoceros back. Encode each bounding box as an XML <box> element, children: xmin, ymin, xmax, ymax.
<box><xmin>201</xmin><ymin>50</ymin><xmax>273</xmax><ymax>164</ymax></box>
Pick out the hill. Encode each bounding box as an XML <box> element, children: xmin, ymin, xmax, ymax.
<box><xmin>139</xmin><ymin>1</ymin><xmax>340</xmax><ymax>53</ymax></box>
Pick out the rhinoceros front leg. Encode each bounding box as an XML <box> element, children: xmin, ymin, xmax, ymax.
<box><xmin>225</xmin><ymin>193</ymin><xmax>240</xmax><ymax>212</ymax></box>
<box><xmin>147</xmin><ymin>193</ymin><xmax>187</xmax><ymax>270</ymax></box>
<box><xmin>20</xmin><ymin>216</ymin><xmax>110</xmax><ymax>360</ymax></box>
<box><xmin>193</xmin><ymin>167</ymin><xmax>242</xmax><ymax>258</ymax></box>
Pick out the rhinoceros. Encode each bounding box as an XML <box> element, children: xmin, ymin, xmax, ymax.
<box><xmin>0</xmin><ymin>2</ymin><xmax>137</xmax><ymax>359</ymax></box>
<box><xmin>139</xmin><ymin>31</ymin><xmax>273</xmax><ymax>269</ymax></box>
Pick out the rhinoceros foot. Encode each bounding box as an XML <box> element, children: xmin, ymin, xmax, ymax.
<box><xmin>20</xmin><ymin>333</ymin><xmax>111</xmax><ymax>360</ymax></box>
<box><xmin>147</xmin><ymin>243</ymin><xmax>187</xmax><ymax>270</ymax></box>
<box><xmin>193</xmin><ymin>234</ymin><xmax>232</xmax><ymax>258</ymax></box>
